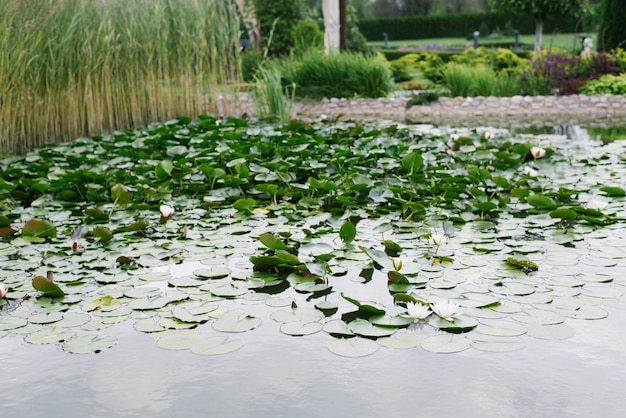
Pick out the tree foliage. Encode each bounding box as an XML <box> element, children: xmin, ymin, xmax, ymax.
<box><xmin>253</xmin><ymin>0</ymin><xmax>304</xmax><ymax>56</ymax></box>
<box><xmin>488</xmin><ymin>0</ymin><xmax>589</xmax><ymax>51</ymax></box>
<box><xmin>599</xmin><ymin>0</ymin><xmax>626</xmax><ymax>51</ymax></box>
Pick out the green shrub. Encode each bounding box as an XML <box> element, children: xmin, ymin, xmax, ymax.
<box><xmin>441</xmin><ymin>63</ymin><xmax>474</xmax><ymax>97</ymax></box>
<box><xmin>579</xmin><ymin>73</ymin><xmax>626</xmax><ymax>95</ymax></box>
<box><xmin>389</xmin><ymin>59</ymin><xmax>413</xmax><ymax>82</ymax></box>
<box><xmin>254</xmin><ymin>0</ymin><xmax>302</xmax><ymax>56</ymax></box>
<box><xmin>241</xmin><ymin>50</ymin><xmax>264</xmax><ymax>82</ymax></box>
<box><xmin>451</xmin><ymin>47</ymin><xmax>530</xmax><ymax>74</ymax></box>
<box><xmin>359</xmin><ymin>12</ymin><xmax>578</xmax><ymax>41</ymax></box>
<box><xmin>280</xmin><ymin>51</ymin><xmax>394</xmax><ymax>99</ymax></box>
<box><xmin>472</xmin><ymin>65</ymin><xmax>497</xmax><ymax>96</ymax></box>
<box><xmin>293</xmin><ymin>18</ymin><xmax>324</xmax><ymax>56</ymax></box>
<box><xmin>392</xmin><ymin>52</ymin><xmax>445</xmax><ymax>82</ymax></box>
<box><xmin>441</xmin><ymin>62</ymin><xmax>525</xmax><ymax>97</ymax></box>
<box><xmin>405</xmin><ymin>91</ymin><xmax>440</xmax><ymax>108</ymax></box>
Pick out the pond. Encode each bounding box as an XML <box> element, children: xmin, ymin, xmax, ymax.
<box><xmin>0</xmin><ymin>118</ymin><xmax>625</xmax><ymax>417</ymax></box>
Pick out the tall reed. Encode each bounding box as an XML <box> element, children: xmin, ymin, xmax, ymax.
<box><xmin>0</xmin><ymin>0</ymin><xmax>240</xmax><ymax>156</ymax></box>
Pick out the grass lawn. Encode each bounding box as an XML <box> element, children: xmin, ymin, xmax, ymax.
<box><xmin>368</xmin><ymin>33</ymin><xmax>596</xmax><ymax>53</ymax></box>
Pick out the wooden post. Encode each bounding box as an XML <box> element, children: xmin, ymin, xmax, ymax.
<box><xmin>339</xmin><ymin>0</ymin><xmax>347</xmax><ymax>50</ymax></box>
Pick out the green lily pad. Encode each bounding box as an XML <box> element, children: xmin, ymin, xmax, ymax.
<box><xmin>328</xmin><ymin>337</ymin><xmax>379</xmax><ymax>357</ymax></box>
<box><xmin>323</xmin><ymin>319</ymin><xmax>354</xmax><ymax>338</ymax></box>
<box><xmin>190</xmin><ymin>336</ymin><xmax>243</xmax><ymax>355</ymax></box>
<box><xmin>368</xmin><ymin>314</ymin><xmax>413</xmax><ymax>328</ymax></box>
<box><xmin>377</xmin><ymin>332</ymin><xmax>422</xmax><ymax>349</ymax></box>
<box><xmin>0</xmin><ymin>316</ymin><xmax>28</xmax><ymax>331</ymax></box>
<box><xmin>62</xmin><ymin>335</ymin><xmax>117</xmax><ymax>354</ymax></box>
<box><xmin>280</xmin><ymin>321</ymin><xmax>323</xmax><ymax>336</ymax></box>
<box><xmin>155</xmin><ymin>330</ymin><xmax>204</xmax><ymax>350</ymax></box>
<box><xmin>212</xmin><ymin>310</ymin><xmax>261</xmax><ymax>333</ymax></box>
<box><xmin>348</xmin><ymin>318</ymin><xmax>396</xmax><ymax>338</ymax></box>
<box><xmin>24</xmin><ymin>327</ymin><xmax>76</xmax><ymax>344</ymax></box>
<box><xmin>22</xmin><ymin>218</ymin><xmax>57</xmax><ymax>238</ymax></box>
<box><xmin>421</xmin><ymin>334</ymin><xmax>471</xmax><ymax>353</ymax></box>
<box><xmin>32</xmin><ymin>275</ymin><xmax>65</xmax><ymax>298</ymax></box>
<box><xmin>526</xmin><ymin>322</ymin><xmax>575</xmax><ymax>340</ymax></box>
<box><xmin>428</xmin><ymin>315</ymin><xmax>478</xmax><ymax>333</ymax></box>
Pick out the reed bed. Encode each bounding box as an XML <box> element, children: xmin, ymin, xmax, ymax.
<box><xmin>0</xmin><ymin>0</ymin><xmax>240</xmax><ymax>155</ymax></box>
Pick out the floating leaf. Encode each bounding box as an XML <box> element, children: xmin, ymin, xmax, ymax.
<box><xmin>32</xmin><ymin>275</ymin><xmax>65</xmax><ymax>298</ymax></box>
<box><xmin>212</xmin><ymin>310</ymin><xmax>261</xmax><ymax>332</ymax></box>
<box><xmin>24</xmin><ymin>327</ymin><xmax>76</xmax><ymax>345</ymax></box>
<box><xmin>190</xmin><ymin>336</ymin><xmax>243</xmax><ymax>355</ymax></box>
<box><xmin>401</xmin><ymin>151</ymin><xmax>423</xmax><ymax>174</ymax></box>
<box><xmin>328</xmin><ymin>337</ymin><xmax>379</xmax><ymax>357</ymax></box>
<box><xmin>527</xmin><ymin>195</ymin><xmax>557</xmax><ymax>210</ymax></box>
<box><xmin>22</xmin><ymin>219</ymin><xmax>57</xmax><ymax>238</ymax></box>
<box><xmin>232</xmin><ymin>198</ymin><xmax>256</xmax><ymax>213</ymax></box>
<box><xmin>526</xmin><ymin>323</ymin><xmax>574</xmax><ymax>340</ymax></box>
<box><xmin>62</xmin><ymin>335</ymin><xmax>117</xmax><ymax>354</ymax></box>
<box><xmin>91</xmin><ymin>226</ymin><xmax>113</xmax><ymax>244</ymax></box>
<box><xmin>600</xmin><ymin>186</ymin><xmax>625</xmax><ymax>197</ymax></box>
<box><xmin>280</xmin><ymin>321</ymin><xmax>323</xmax><ymax>336</ymax></box>
<box><xmin>549</xmin><ymin>208</ymin><xmax>578</xmax><ymax>220</ymax></box>
<box><xmin>339</xmin><ymin>220</ymin><xmax>356</xmax><ymax>244</ymax></box>
<box><xmin>110</xmin><ymin>183</ymin><xmax>130</xmax><ymax>204</ymax></box>
<box><xmin>421</xmin><ymin>334</ymin><xmax>471</xmax><ymax>353</ymax></box>
<box><xmin>155</xmin><ymin>160</ymin><xmax>174</xmax><ymax>180</ymax></box>
<box><xmin>377</xmin><ymin>332</ymin><xmax>422</xmax><ymax>349</ymax></box>
<box><xmin>259</xmin><ymin>232</ymin><xmax>289</xmax><ymax>251</ymax></box>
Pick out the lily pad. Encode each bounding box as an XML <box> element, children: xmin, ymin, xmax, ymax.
<box><xmin>421</xmin><ymin>334</ymin><xmax>471</xmax><ymax>353</ymax></box>
<box><xmin>24</xmin><ymin>327</ymin><xmax>76</xmax><ymax>344</ymax></box>
<box><xmin>212</xmin><ymin>310</ymin><xmax>261</xmax><ymax>333</ymax></box>
<box><xmin>280</xmin><ymin>321</ymin><xmax>323</xmax><ymax>336</ymax></box>
<box><xmin>328</xmin><ymin>337</ymin><xmax>379</xmax><ymax>357</ymax></box>
<box><xmin>377</xmin><ymin>332</ymin><xmax>422</xmax><ymax>349</ymax></box>
<box><xmin>62</xmin><ymin>335</ymin><xmax>117</xmax><ymax>354</ymax></box>
<box><xmin>190</xmin><ymin>336</ymin><xmax>243</xmax><ymax>355</ymax></box>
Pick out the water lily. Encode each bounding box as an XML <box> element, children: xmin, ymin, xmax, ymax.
<box><xmin>530</xmin><ymin>146</ymin><xmax>546</xmax><ymax>159</ymax></box>
<box><xmin>406</xmin><ymin>302</ymin><xmax>431</xmax><ymax>321</ymax></box>
<box><xmin>450</xmin><ymin>133</ymin><xmax>460</xmax><ymax>141</ymax></box>
<box><xmin>0</xmin><ymin>283</ymin><xmax>7</xmax><ymax>298</ymax></box>
<box><xmin>483</xmin><ymin>131</ymin><xmax>494</xmax><ymax>140</ymax></box>
<box><xmin>429</xmin><ymin>231</ymin><xmax>448</xmax><ymax>254</ymax></box>
<box><xmin>159</xmin><ymin>204</ymin><xmax>175</xmax><ymax>218</ymax></box>
<box><xmin>522</xmin><ymin>166</ymin><xmax>538</xmax><ymax>177</ymax></box>
<box><xmin>587</xmin><ymin>199</ymin><xmax>608</xmax><ymax>211</ymax></box>
<box><xmin>432</xmin><ymin>299</ymin><xmax>461</xmax><ymax>321</ymax></box>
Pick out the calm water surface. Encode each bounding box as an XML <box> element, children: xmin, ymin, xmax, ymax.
<box><xmin>1</xmin><ymin>125</ymin><xmax>625</xmax><ymax>418</ymax></box>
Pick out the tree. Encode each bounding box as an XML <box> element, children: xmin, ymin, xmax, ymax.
<box><xmin>253</xmin><ymin>0</ymin><xmax>304</xmax><ymax>56</ymax></box>
<box><xmin>599</xmin><ymin>0</ymin><xmax>626</xmax><ymax>50</ymax></box>
<box><xmin>488</xmin><ymin>0</ymin><xmax>590</xmax><ymax>51</ymax></box>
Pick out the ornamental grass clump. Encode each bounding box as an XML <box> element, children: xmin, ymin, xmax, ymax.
<box><xmin>0</xmin><ymin>0</ymin><xmax>240</xmax><ymax>156</ymax></box>
<box><xmin>280</xmin><ymin>51</ymin><xmax>394</xmax><ymax>99</ymax></box>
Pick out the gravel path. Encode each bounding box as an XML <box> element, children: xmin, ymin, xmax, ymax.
<box><xmin>232</xmin><ymin>93</ymin><xmax>626</xmax><ymax>126</ymax></box>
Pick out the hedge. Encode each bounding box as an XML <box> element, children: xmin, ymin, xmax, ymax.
<box><xmin>359</xmin><ymin>12</ymin><xmax>580</xmax><ymax>42</ymax></box>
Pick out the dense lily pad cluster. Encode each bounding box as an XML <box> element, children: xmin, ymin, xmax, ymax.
<box><xmin>0</xmin><ymin>116</ymin><xmax>625</xmax><ymax>356</ymax></box>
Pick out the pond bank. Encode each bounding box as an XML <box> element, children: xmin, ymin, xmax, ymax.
<box><xmin>231</xmin><ymin>93</ymin><xmax>626</xmax><ymax>127</ymax></box>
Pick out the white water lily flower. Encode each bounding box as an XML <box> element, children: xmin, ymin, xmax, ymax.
<box><xmin>0</xmin><ymin>283</ymin><xmax>7</xmax><ymax>298</ymax></box>
<box><xmin>522</xmin><ymin>166</ymin><xmax>538</xmax><ymax>177</ymax></box>
<box><xmin>587</xmin><ymin>199</ymin><xmax>608</xmax><ymax>211</ymax></box>
<box><xmin>432</xmin><ymin>299</ymin><xmax>461</xmax><ymax>321</ymax></box>
<box><xmin>406</xmin><ymin>302</ymin><xmax>431</xmax><ymax>321</ymax></box>
<box><xmin>450</xmin><ymin>133</ymin><xmax>460</xmax><ymax>141</ymax></box>
<box><xmin>530</xmin><ymin>146</ymin><xmax>546</xmax><ymax>159</ymax></box>
<box><xmin>429</xmin><ymin>231</ymin><xmax>448</xmax><ymax>247</ymax></box>
<box><xmin>159</xmin><ymin>204</ymin><xmax>175</xmax><ymax>218</ymax></box>
<box><xmin>483</xmin><ymin>131</ymin><xmax>494</xmax><ymax>140</ymax></box>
